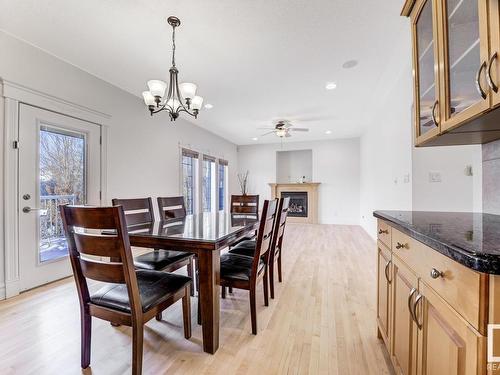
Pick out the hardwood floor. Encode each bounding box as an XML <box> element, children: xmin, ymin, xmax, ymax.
<box><xmin>0</xmin><ymin>224</ymin><xmax>393</xmax><ymax>374</ymax></box>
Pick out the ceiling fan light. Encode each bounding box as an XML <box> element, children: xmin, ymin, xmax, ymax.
<box><xmin>179</xmin><ymin>82</ymin><xmax>197</xmax><ymax>100</ymax></box>
<box><xmin>142</xmin><ymin>91</ymin><xmax>156</xmax><ymax>106</ymax></box>
<box><xmin>276</xmin><ymin>129</ymin><xmax>287</xmax><ymax>137</ymax></box>
<box><xmin>191</xmin><ymin>96</ymin><xmax>204</xmax><ymax>110</ymax></box>
<box><xmin>147</xmin><ymin>80</ymin><xmax>167</xmax><ymax>98</ymax></box>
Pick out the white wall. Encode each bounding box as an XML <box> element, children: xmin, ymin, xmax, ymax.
<box><xmin>238</xmin><ymin>138</ymin><xmax>360</xmax><ymax>225</ymax></box>
<box><xmin>359</xmin><ymin>32</ymin><xmax>414</xmax><ymax>238</ymax></box>
<box><xmin>412</xmin><ymin>145</ymin><xmax>482</xmax><ymax>212</ymax></box>
<box><xmin>276</xmin><ymin>149</ymin><xmax>312</xmax><ymax>183</ymax></box>
<box><xmin>0</xmin><ymin>31</ymin><xmax>238</xmax><ymax>297</ymax></box>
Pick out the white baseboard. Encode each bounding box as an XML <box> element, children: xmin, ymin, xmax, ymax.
<box><xmin>0</xmin><ymin>283</ymin><xmax>6</xmax><ymax>300</ymax></box>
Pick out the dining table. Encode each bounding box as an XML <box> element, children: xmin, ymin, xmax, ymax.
<box><xmin>125</xmin><ymin>212</ymin><xmax>260</xmax><ymax>354</ymax></box>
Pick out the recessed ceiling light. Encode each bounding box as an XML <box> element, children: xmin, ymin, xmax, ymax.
<box><xmin>342</xmin><ymin>59</ymin><xmax>358</xmax><ymax>69</ymax></box>
<box><xmin>325</xmin><ymin>130</ymin><xmax>332</xmax><ymax>135</ymax></box>
<box><xmin>252</xmin><ymin>137</ymin><xmax>258</xmax><ymax>141</ymax></box>
<box><xmin>325</xmin><ymin>82</ymin><xmax>337</xmax><ymax>90</ymax></box>
<box><xmin>204</xmin><ymin>103</ymin><xmax>213</xmax><ymax>109</ymax></box>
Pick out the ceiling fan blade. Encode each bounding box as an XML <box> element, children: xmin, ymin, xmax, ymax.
<box><xmin>257</xmin><ymin>127</ymin><xmax>276</xmax><ymax>130</ymax></box>
<box><xmin>260</xmin><ymin>131</ymin><xmax>276</xmax><ymax>136</ymax></box>
<box><xmin>290</xmin><ymin>128</ymin><xmax>309</xmax><ymax>132</ymax></box>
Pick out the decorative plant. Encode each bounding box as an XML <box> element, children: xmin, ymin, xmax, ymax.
<box><xmin>237</xmin><ymin>170</ymin><xmax>249</xmax><ymax>195</ymax></box>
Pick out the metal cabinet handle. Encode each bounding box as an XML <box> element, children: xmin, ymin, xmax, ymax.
<box><xmin>22</xmin><ymin>206</ymin><xmax>43</xmax><ymax>213</ymax></box>
<box><xmin>487</xmin><ymin>52</ymin><xmax>498</xmax><ymax>93</ymax></box>
<box><xmin>413</xmin><ymin>294</ymin><xmax>424</xmax><ymax>329</ymax></box>
<box><xmin>384</xmin><ymin>260</ymin><xmax>392</xmax><ymax>284</ymax></box>
<box><xmin>408</xmin><ymin>288</ymin><xmax>417</xmax><ymax>324</ymax></box>
<box><xmin>378</xmin><ymin>229</ymin><xmax>389</xmax><ymax>235</ymax></box>
<box><xmin>395</xmin><ymin>242</ymin><xmax>408</xmax><ymax>250</ymax></box>
<box><xmin>430</xmin><ymin>268</ymin><xmax>444</xmax><ymax>279</ymax></box>
<box><xmin>431</xmin><ymin>100</ymin><xmax>439</xmax><ymax>127</ymax></box>
<box><xmin>476</xmin><ymin>61</ymin><xmax>488</xmax><ymax>100</ymax></box>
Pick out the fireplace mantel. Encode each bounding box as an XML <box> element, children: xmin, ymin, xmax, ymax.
<box><xmin>269</xmin><ymin>183</ymin><xmax>320</xmax><ymax>224</ymax></box>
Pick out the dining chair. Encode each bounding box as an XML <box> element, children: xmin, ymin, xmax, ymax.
<box><xmin>218</xmin><ymin>199</ymin><xmax>278</xmax><ymax>334</ymax></box>
<box><xmin>59</xmin><ymin>205</ymin><xmax>192</xmax><ymax>375</ymax></box>
<box><xmin>157</xmin><ymin>196</ymin><xmax>199</xmax><ymax>298</ymax></box>
<box><xmin>112</xmin><ymin>198</ymin><xmax>194</xmax><ymax>301</ymax></box>
<box><xmin>231</xmin><ymin>194</ymin><xmax>259</xmax><ymax>215</ymax></box>
<box><xmin>229</xmin><ymin>197</ymin><xmax>290</xmax><ymax>299</ymax></box>
<box><xmin>157</xmin><ymin>196</ymin><xmax>187</xmax><ymax>220</ymax></box>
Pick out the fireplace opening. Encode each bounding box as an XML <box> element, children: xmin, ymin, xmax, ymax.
<box><xmin>281</xmin><ymin>191</ymin><xmax>308</xmax><ymax>218</ymax></box>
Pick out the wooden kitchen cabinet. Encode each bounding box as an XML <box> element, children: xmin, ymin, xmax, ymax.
<box><xmin>416</xmin><ymin>281</ymin><xmax>486</xmax><ymax>375</ymax></box>
<box><xmin>403</xmin><ymin>0</ymin><xmax>500</xmax><ymax>146</ymax></box>
<box><xmin>377</xmin><ymin>241</ymin><xmax>392</xmax><ymax>348</ymax></box>
<box><xmin>391</xmin><ymin>256</ymin><xmax>419</xmax><ymax>375</ymax></box>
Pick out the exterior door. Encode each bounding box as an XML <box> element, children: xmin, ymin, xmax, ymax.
<box><xmin>392</xmin><ymin>256</ymin><xmax>419</xmax><ymax>375</ymax></box>
<box><xmin>18</xmin><ymin>104</ymin><xmax>101</xmax><ymax>291</ymax></box>
<box><xmin>417</xmin><ymin>281</ymin><xmax>485</xmax><ymax>375</ymax></box>
<box><xmin>438</xmin><ymin>0</ymin><xmax>491</xmax><ymax>132</ymax></box>
<box><xmin>411</xmin><ymin>0</ymin><xmax>442</xmax><ymax>145</ymax></box>
<box><xmin>377</xmin><ymin>241</ymin><xmax>392</xmax><ymax>348</ymax></box>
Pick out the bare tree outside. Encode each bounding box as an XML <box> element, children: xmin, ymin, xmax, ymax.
<box><xmin>39</xmin><ymin>127</ymin><xmax>85</xmax><ymax>262</ymax></box>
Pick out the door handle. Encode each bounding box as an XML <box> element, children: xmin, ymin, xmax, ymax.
<box><xmin>22</xmin><ymin>206</ymin><xmax>43</xmax><ymax>213</ymax></box>
<box><xmin>413</xmin><ymin>294</ymin><xmax>424</xmax><ymax>330</ymax></box>
<box><xmin>431</xmin><ymin>100</ymin><xmax>439</xmax><ymax>127</ymax></box>
<box><xmin>476</xmin><ymin>61</ymin><xmax>488</xmax><ymax>100</ymax></box>
<box><xmin>487</xmin><ymin>52</ymin><xmax>498</xmax><ymax>93</ymax></box>
<box><xmin>408</xmin><ymin>287</ymin><xmax>417</xmax><ymax>323</ymax></box>
<box><xmin>384</xmin><ymin>260</ymin><xmax>392</xmax><ymax>284</ymax></box>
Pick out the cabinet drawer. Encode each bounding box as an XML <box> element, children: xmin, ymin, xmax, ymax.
<box><xmin>377</xmin><ymin>220</ymin><xmax>392</xmax><ymax>248</ymax></box>
<box><xmin>392</xmin><ymin>228</ymin><xmax>487</xmax><ymax>333</ymax></box>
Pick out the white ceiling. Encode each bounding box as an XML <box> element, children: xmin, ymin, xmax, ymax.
<box><xmin>0</xmin><ymin>0</ymin><xmax>408</xmax><ymax>145</ymax></box>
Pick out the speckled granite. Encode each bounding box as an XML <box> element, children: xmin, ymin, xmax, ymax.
<box><xmin>373</xmin><ymin>210</ymin><xmax>500</xmax><ymax>274</ymax></box>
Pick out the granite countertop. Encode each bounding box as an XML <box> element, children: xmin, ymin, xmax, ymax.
<box><xmin>373</xmin><ymin>210</ymin><xmax>500</xmax><ymax>274</ymax></box>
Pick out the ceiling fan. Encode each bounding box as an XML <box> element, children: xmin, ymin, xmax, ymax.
<box><xmin>259</xmin><ymin>120</ymin><xmax>309</xmax><ymax>138</ymax></box>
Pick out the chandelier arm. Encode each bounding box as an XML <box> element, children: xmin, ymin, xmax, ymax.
<box><xmin>172</xmin><ymin>69</ymin><xmax>191</xmax><ymax>114</ymax></box>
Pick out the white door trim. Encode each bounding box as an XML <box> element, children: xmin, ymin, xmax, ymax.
<box><xmin>2</xmin><ymin>79</ymin><xmax>111</xmax><ymax>298</ymax></box>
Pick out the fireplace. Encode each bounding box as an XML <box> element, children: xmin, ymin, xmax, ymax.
<box><xmin>281</xmin><ymin>191</ymin><xmax>308</xmax><ymax>218</ymax></box>
<box><xmin>269</xmin><ymin>183</ymin><xmax>320</xmax><ymax>224</ymax></box>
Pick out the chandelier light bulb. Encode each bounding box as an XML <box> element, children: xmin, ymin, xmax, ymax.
<box><xmin>191</xmin><ymin>96</ymin><xmax>204</xmax><ymax>110</ymax></box>
<box><xmin>147</xmin><ymin>80</ymin><xmax>167</xmax><ymax>98</ymax></box>
<box><xmin>142</xmin><ymin>91</ymin><xmax>156</xmax><ymax>106</ymax></box>
<box><xmin>179</xmin><ymin>83</ymin><xmax>197</xmax><ymax>100</ymax></box>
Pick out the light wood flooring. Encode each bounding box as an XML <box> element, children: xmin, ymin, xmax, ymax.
<box><xmin>0</xmin><ymin>224</ymin><xmax>393</xmax><ymax>374</ymax></box>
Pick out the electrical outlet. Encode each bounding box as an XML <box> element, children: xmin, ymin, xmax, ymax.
<box><xmin>429</xmin><ymin>171</ymin><xmax>441</xmax><ymax>183</ymax></box>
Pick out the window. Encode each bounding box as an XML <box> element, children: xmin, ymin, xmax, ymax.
<box><xmin>202</xmin><ymin>155</ymin><xmax>216</xmax><ymax>213</ymax></box>
<box><xmin>180</xmin><ymin>149</ymin><xmax>228</xmax><ymax>215</ymax></box>
<box><xmin>181</xmin><ymin>149</ymin><xmax>199</xmax><ymax>215</ymax></box>
<box><xmin>218</xmin><ymin>159</ymin><xmax>228</xmax><ymax>211</ymax></box>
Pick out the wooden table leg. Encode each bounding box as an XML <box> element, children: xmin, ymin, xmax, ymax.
<box><xmin>197</xmin><ymin>249</ymin><xmax>220</xmax><ymax>354</ymax></box>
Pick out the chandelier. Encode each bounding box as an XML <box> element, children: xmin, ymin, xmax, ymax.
<box><xmin>142</xmin><ymin>16</ymin><xmax>203</xmax><ymax>121</ymax></box>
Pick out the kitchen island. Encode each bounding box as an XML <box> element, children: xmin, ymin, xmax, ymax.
<box><xmin>374</xmin><ymin>210</ymin><xmax>500</xmax><ymax>375</ymax></box>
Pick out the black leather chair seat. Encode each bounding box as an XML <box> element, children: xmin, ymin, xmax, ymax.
<box><xmin>134</xmin><ymin>250</ymin><xmax>192</xmax><ymax>271</ymax></box>
<box><xmin>220</xmin><ymin>253</ymin><xmax>264</xmax><ymax>282</ymax></box>
<box><xmin>90</xmin><ymin>270</ymin><xmax>191</xmax><ymax>313</ymax></box>
<box><xmin>228</xmin><ymin>240</ymin><xmax>256</xmax><ymax>257</ymax></box>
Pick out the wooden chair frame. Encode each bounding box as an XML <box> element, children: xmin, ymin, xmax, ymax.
<box><xmin>268</xmin><ymin>197</ymin><xmax>290</xmax><ymax>299</ymax></box>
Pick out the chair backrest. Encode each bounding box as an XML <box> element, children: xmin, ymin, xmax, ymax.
<box><xmin>251</xmin><ymin>199</ymin><xmax>278</xmax><ymax>276</ymax></box>
<box><xmin>59</xmin><ymin>205</ymin><xmax>142</xmax><ymax>316</ymax></box>
<box><xmin>111</xmin><ymin>198</ymin><xmax>154</xmax><ymax>226</ymax></box>
<box><xmin>231</xmin><ymin>195</ymin><xmax>259</xmax><ymax>215</ymax></box>
<box><xmin>270</xmin><ymin>197</ymin><xmax>290</xmax><ymax>258</ymax></box>
<box><xmin>157</xmin><ymin>196</ymin><xmax>187</xmax><ymax>220</ymax></box>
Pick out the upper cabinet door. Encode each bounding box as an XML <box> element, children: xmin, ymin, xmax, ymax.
<box><xmin>489</xmin><ymin>0</ymin><xmax>500</xmax><ymax>108</ymax></box>
<box><xmin>411</xmin><ymin>0</ymin><xmax>441</xmax><ymax>145</ymax></box>
<box><xmin>438</xmin><ymin>0</ymin><xmax>490</xmax><ymax>132</ymax></box>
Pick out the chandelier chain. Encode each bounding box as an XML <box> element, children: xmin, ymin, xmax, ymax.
<box><xmin>171</xmin><ymin>24</ymin><xmax>176</xmax><ymax>67</ymax></box>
